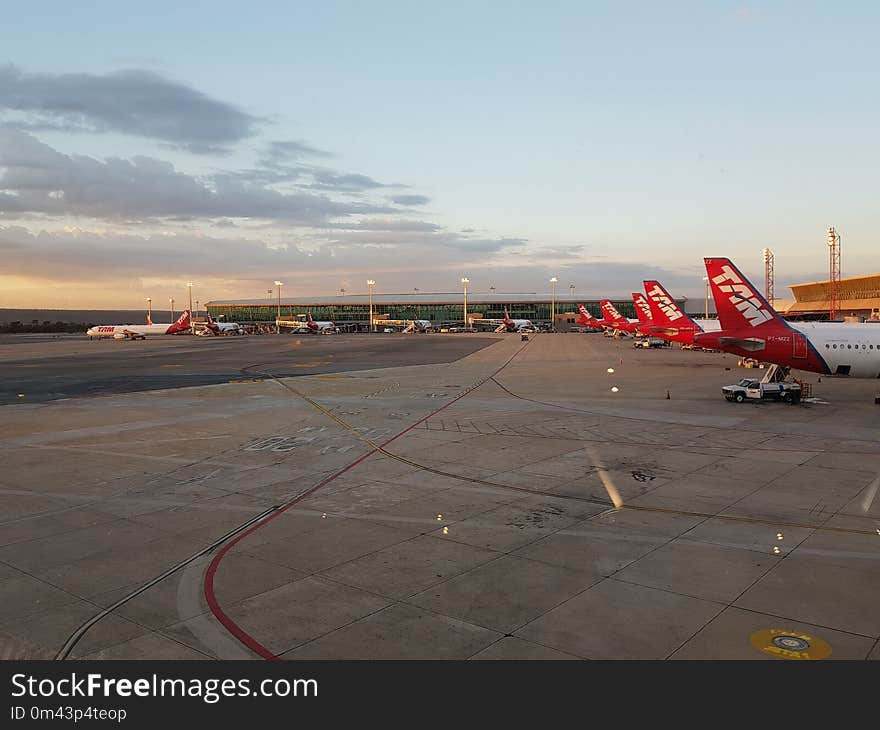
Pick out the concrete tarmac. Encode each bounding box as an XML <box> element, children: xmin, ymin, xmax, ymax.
<box><xmin>1</xmin><ymin>332</ymin><xmax>878</xmax><ymax>660</ymax></box>
<box><xmin>0</xmin><ymin>333</ymin><xmax>497</xmax><ymax>405</ymax></box>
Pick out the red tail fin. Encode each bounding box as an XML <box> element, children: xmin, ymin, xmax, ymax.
<box><xmin>503</xmin><ymin>307</ymin><xmax>514</xmax><ymax>325</ymax></box>
<box><xmin>146</xmin><ymin>313</ymin><xmax>153</xmax><ymax>325</ymax></box>
<box><xmin>631</xmin><ymin>293</ymin><xmax>653</xmax><ymax>324</ymax></box>
<box><xmin>599</xmin><ymin>300</ymin><xmax>626</xmax><ymax>323</ymax></box>
<box><xmin>576</xmin><ymin>303</ymin><xmax>597</xmax><ymax>327</ymax></box>
<box><xmin>643</xmin><ymin>281</ymin><xmax>699</xmax><ymax>328</ymax></box>
<box><xmin>203</xmin><ymin>311</ymin><xmax>220</xmax><ymax>334</ymax></box>
<box><xmin>704</xmin><ymin>258</ymin><xmax>783</xmax><ymax>330</ymax></box>
<box><xmin>165</xmin><ymin>309</ymin><xmax>191</xmax><ymax>334</ymax></box>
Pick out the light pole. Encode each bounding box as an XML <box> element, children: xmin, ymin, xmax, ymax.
<box><xmin>169</xmin><ymin>297</ymin><xmax>174</xmax><ymax>321</ymax></box>
<box><xmin>569</xmin><ymin>283</ymin><xmax>575</xmax><ymax>299</ymax></box>
<box><xmin>146</xmin><ymin>297</ymin><xmax>151</xmax><ymax>323</ymax></box>
<box><xmin>461</xmin><ymin>277</ymin><xmax>469</xmax><ymax>330</ymax></box>
<box><xmin>195</xmin><ymin>300</ymin><xmax>199</xmax><ymax>320</ymax></box>
<box><xmin>703</xmin><ymin>277</ymin><xmax>710</xmax><ymax>319</ymax></box>
<box><xmin>340</xmin><ymin>287</ymin><xmax>345</xmax><ymax>297</ymax></box>
<box><xmin>187</xmin><ymin>282</ymin><xmax>194</xmax><ymax>333</ymax></box>
<box><xmin>274</xmin><ymin>281</ymin><xmax>283</xmax><ymax>333</ymax></box>
<box><xmin>490</xmin><ymin>285</ymin><xmax>496</xmax><ymax>295</ymax></box>
<box><xmin>550</xmin><ymin>276</ymin><xmax>558</xmax><ymax>331</ymax></box>
<box><xmin>367</xmin><ymin>280</ymin><xmax>375</xmax><ymax>332</ymax></box>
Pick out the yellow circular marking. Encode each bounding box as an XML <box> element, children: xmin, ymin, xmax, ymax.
<box><xmin>750</xmin><ymin>629</ymin><xmax>832</xmax><ymax>660</ymax></box>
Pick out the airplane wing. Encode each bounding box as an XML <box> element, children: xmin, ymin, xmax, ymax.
<box><xmin>718</xmin><ymin>336</ymin><xmax>766</xmax><ymax>352</ymax></box>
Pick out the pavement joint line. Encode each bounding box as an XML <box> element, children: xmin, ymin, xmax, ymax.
<box><xmin>667</xmin><ymin>503</ymin><xmax>837</xmax><ymax>659</ymax></box>
<box><xmin>0</xmin><ymin>558</ymin><xmax>214</xmax><ymax>660</ymax></box>
<box><xmin>54</xmin><ymin>503</ymin><xmax>283</xmax><ymax>660</ymax></box>
<box><xmin>203</xmin><ymin>338</ymin><xmax>535</xmax><ymax>659</ymax></box>
<box><xmin>278</xmin><ymin>521</ymin><xmax>544</xmax><ymax>654</ymax></box>
<box><xmin>730</xmin><ymin>605</ymin><xmax>879</xmax><ymax>642</ymax></box>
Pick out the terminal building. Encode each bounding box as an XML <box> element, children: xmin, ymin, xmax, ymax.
<box><xmin>206</xmin><ymin>292</ymin><xmax>690</xmax><ymax>331</ymax></box>
<box><xmin>781</xmin><ymin>273</ymin><xmax>880</xmax><ymax>322</ymax></box>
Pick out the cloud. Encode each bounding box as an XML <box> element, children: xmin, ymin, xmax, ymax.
<box><xmin>0</xmin><ymin>129</ymin><xmax>394</xmax><ymax>223</ymax></box>
<box><xmin>336</xmin><ymin>218</ymin><xmax>441</xmax><ymax>233</ymax></box>
<box><xmin>0</xmin><ymin>64</ymin><xmax>261</xmax><ymax>154</ymax></box>
<box><xmin>260</xmin><ymin>140</ymin><xmax>333</xmax><ymax>166</ymax></box>
<box><xmin>319</xmin><ymin>224</ymin><xmax>525</xmax><ymax>253</ymax></box>
<box><xmin>306</xmin><ymin>168</ymin><xmax>391</xmax><ymax>192</ymax></box>
<box><xmin>389</xmin><ymin>194</ymin><xmax>430</xmax><ymax>206</ymax></box>
<box><xmin>0</xmin><ymin>222</ymin><xmax>722</xmax><ymax>308</ymax></box>
<box><xmin>0</xmin><ymin>223</ymin><xmax>525</xmax><ymax>283</ymax></box>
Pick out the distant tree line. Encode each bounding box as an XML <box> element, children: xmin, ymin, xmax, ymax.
<box><xmin>0</xmin><ymin>320</ymin><xmax>90</xmax><ymax>333</ymax></box>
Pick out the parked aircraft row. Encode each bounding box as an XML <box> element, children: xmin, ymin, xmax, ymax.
<box><xmin>83</xmin><ymin>257</ymin><xmax>880</xmax><ymax>378</ymax></box>
<box><xmin>577</xmin><ymin>257</ymin><xmax>880</xmax><ymax>379</ymax></box>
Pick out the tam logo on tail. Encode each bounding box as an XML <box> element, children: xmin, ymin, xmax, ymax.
<box><xmin>711</xmin><ymin>264</ymin><xmax>773</xmax><ymax>327</ymax></box>
<box><xmin>600</xmin><ymin>301</ymin><xmax>625</xmax><ymax>321</ymax></box>
<box><xmin>632</xmin><ymin>293</ymin><xmax>653</xmax><ymax>321</ymax></box>
<box><xmin>165</xmin><ymin>309</ymin><xmax>191</xmax><ymax>334</ymax></box>
<box><xmin>645</xmin><ymin>284</ymin><xmax>684</xmax><ymax>322</ymax></box>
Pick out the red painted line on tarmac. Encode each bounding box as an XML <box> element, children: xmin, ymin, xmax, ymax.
<box><xmin>204</xmin><ymin>343</ymin><xmax>527</xmax><ymax>659</ymax></box>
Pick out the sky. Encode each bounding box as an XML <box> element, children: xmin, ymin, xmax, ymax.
<box><xmin>1</xmin><ymin>1</ymin><xmax>878</xmax><ymax>309</ymax></box>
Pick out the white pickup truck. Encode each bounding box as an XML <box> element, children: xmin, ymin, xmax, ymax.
<box><xmin>633</xmin><ymin>337</ymin><xmax>666</xmax><ymax>348</ymax></box>
<box><xmin>722</xmin><ymin>377</ymin><xmax>801</xmax><ymax>404</ymax></box>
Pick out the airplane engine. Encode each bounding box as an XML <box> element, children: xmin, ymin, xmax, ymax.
<box><xmin>113</xmin><ymin>333</ymin><xmax>127</xmax><ymax>339</ymax></box>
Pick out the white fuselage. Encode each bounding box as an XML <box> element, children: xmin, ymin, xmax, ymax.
<box><xmin>475</xmin><ymin>318</ymin><xmax>534</xmax><ymax>332</ymax></box>
<box><xmin>506</xmin><ymin>319</ymin><xmax>535</xmax><ymax>331</ymax></box>
<box><xmin>86</xmin><ymin>323</ymin><xmax>177</xmax><ymax>339</ymax></box>
<box><xmin>789</xmin><ymin>322</ymin><xmax>880</xmax><ymax>377</ymax></box>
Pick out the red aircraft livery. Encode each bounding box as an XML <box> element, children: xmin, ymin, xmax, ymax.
<box><xmin>599</xmin><ymin>300</ymin><xmax>639</xmax><ymax>333</ymax></box>
<box><xmin>575</xmin><ymin>304</ymin><xmax>604</xmax><ymax>329</ymax></box>
<box><xmin>631</xmin><ymin>292</ymin><xmax>654</xmax><ymax>328</ymax></box>
<box><xmin>642</xmin><ymin>280</ymin><xmax>705</xmax><ymax>344</ymax></box>
<box><xmin>694</xmin><ymin>258</ymin><xmax>832</xmax><ymax>374</ymax></box>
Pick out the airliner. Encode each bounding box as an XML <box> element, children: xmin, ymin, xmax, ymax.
<box><xmin>304</xmin><ymin>313</ymin><xmax>336</xmax><ymax>333</ymax></box>
<box><xmin>476</xmin><ymin>308</ymin><xmax>536</xmax><ymax>333</ymax></box>
<box><xmin>575</xmin><ymin>304</ymin><xmax>604</xmax><ymax>329</ymax></box>
<box><xmin>641</xmin><ymin>280</ymin><xmax>721</xmax><ymax>344</ymax></box>
<box><xmin>201</xmin><ymin>313</ymin><xmax>244</xmax><ymax>335</ymax></box>
<box><xmin>695</xmin><ymin>258</ymin><xmax>880</xmax><ymax>377</ymax></box>
<box><xmin>278</xmin><ymin>313</ymin><xmax>336</xmax><ymax>333</ymax></box>
<box><xmin>599</xmin><ymin>300</ymin><xmax>639</xmax><ymax>334</ymax></box>
<box><xmin>87</xmin><ymin>310</ymin><xmax>191</xmax><ymax>340</ymax></box>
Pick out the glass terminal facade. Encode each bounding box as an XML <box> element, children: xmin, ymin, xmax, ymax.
<box><xmin>205</xmin><ymin>297</ymin><xmax>644</xmax><ymax>326</ymax></box>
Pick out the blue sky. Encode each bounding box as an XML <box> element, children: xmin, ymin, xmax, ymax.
<box><xmin>1</xmin><ymin>1</ymin><xmax>877</xmax><ymax>307</ymax></box>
